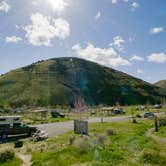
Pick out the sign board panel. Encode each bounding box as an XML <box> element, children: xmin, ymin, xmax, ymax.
<box><xmin>74</xmin><ymin>120</ymin><xmax>88</xmax><ymax>135</ymax></box>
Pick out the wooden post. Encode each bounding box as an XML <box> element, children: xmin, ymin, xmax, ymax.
<box><xmin>154</xmin><ymin>116</ymin><xmax>159</xmax><ymax>132</ymax></box>
<box><xmin>101</xmin><ymin>111</ymin><xmax>104</xmax><ymax>123</ymax></box>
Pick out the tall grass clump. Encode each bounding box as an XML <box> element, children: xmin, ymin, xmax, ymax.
<box><xmin>140</xmin><ymin>150</ymin><xmax>166</xmax><ymax>165</ymax></box>
<box><xmin>74</xmin><ymin>136</ymin><xmax>91</xmax><ymax>154</ymax></box>
<box><xmin>158</xmin><ymin>116</ymin><xmax>166</xmax><ymax>127</ymax></box>
<box><xmin>0</xmin><ymin>147</ymin><xmax>15</xmax><ymax>163</ymax></box>
<box><xmin>106</xmin><ymin>129</ymin><xmax>117</xmax><ymax>136</ymax></box>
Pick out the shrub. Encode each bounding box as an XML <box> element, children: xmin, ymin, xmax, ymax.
<box><xmin>158</xmin><ymin>116</ymin><xmax>166</xmax><ymax>127</ymax></box>
<box><xmin>96</xmin><ymin>135</ymin><xmax>109</xmax><ymax>148</ymax></box>
<box><xmin>26</xmin><ymin>146</ymin><xmax>32</xmax><ymax>153</ymax></box>
<box><xmin>140</xmin><ymin>150</ymin><xmax>166</xmax><ymax>165</ymax></box>
<box><xmin>14</xmin><ymin>141</ymin><xmax>23</xmax><ymax>148</ymax></box>
<box><xmin>74</xmin><ymin>136</ymin><xmax>90</xmax><ymax>154</ymax></box>
<box><xmin>132</xmin><ymin>118</ymin><xmax>137</xmax><ymax>123</ymax></box>
<box><xmin>69</xmin><ymin>136</ymin><xmax>76</xmax><ymax>145</ymax></box>
<box><xmin>0</xmin><ymin>148</ymin><xmax>15</xmax><ymax>163</ymax></box>
<box><xmin>106</xmin><ymin>129</ymin><xmax>117</xmax><ymax>136</ymax></box>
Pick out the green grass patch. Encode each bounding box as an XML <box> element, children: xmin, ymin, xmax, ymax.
<box><xmin>154</xmin><ymin>126</ymin><xmax>166</xmax><ymax>137</ymax></box>
<box><xmin>30</xmin><ymin>120</ymin><xmax>165</xmax><ymax>166</ymax></box>
<box><xmin>0</xmin><ymin>157</ymin><xmax>22</xmax><ymax>166</ymax></box>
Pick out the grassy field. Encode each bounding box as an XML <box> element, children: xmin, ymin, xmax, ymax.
<box><xmin>0</xmin><ymin>118</ymin><xmax>166</xmax><ymax>165</ymax></box>
<box><xmin>24</xmin><ymin>119</ymin><xmax>166</xmax><ymax>166</ymax></box>
<box><xmin>0</xmin><ymin>106</ymin><xmax>166</xmax><ymax>166</ymax></box>
<box><xmin>0</xmin><ymin>157</ymin><xmax>22</xmax><ymax>166</ymax></box>
<box><xmin>154</xmin><ymin>126</ymin><xmax>166</xmax><ymax>137</ymax></box>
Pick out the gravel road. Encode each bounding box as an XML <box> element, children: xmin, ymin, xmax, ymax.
<box><xmin>33</xmin><ymin>116</ymin><xmax>131</xmax><ymax>137</ymax></box>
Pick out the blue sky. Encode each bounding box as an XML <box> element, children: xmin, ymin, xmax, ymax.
<box><xmin>0</xmin><ymin>0</ymin><xmax>166</xmax><ymax>83</ymax></box>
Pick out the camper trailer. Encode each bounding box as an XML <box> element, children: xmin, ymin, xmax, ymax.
<box><xmin>0</xmin><ymin>116</ymin><xmax>36</xmax><ymax>139</ymax></box>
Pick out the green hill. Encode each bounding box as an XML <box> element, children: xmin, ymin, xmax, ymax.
<box><xmin>0</xmin><ymin>57</ymin><xmax>165</xmax><ymax>107</ymax></box>
<box><xmin>155</xmin><ymin>80</ymin><xmax>166</xmax><ymax>89</ymax></box>
<box><xmin>155</xmin><ymin>80</ymin><xmax>166</xmax><ymax>93</ymax></box>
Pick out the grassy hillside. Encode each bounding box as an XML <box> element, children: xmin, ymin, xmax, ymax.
<box><xmin>0</xmin><ymin>57</ymin><xmax>165</xmax><ymax>107</ymax></box>
<box><xmin>155</xmin><ymin>80</ymin><xmax>166</xmax><ymax>95</ymax></box>
<box><xmin>155</xmin><ymin>80</ymin><xmax>166</xmax><ymax>89</ymax></box>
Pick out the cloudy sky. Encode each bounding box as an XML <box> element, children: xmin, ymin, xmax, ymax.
<box><xmin>0</xmin><ymin>0</ymin><xmax>166</xmax><ymax>83</ymax></box>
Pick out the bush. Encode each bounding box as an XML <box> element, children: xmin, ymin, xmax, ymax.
<box><xmin>96</xmin><ymin>135</ymin><xmax>109</xmax><ymax>148</ymax></box>
<box><xmin>14</xmin><ymin>141</ymin><xmax>23</xmax><ymax>148</ymax></box>
<box><xmin>159</xmin><ymin>116</ymin><xmax>166</xmax><ymax>127</ymax></box>
<box><xmin>74</xmin><ymin>136</ymin><xmax>90</xmax><ymax>154</ymax></box>
<box><xmin>132</xmin><ymin>118</ymin><xmax>137</xmax><ymax>123</ymax></box>
<box><xmin>106</xmin><ymin>129</ymin><xmax>117</xmax><ymax>136</ymax></box>
<box><xmin>69</xmin><ymin>136</ymin><xmax>76</xmax><ymax>145</ymax></box>
<box><xmin>140</xmin><ymin>150</ymin><xmax>166</xmax><ymax>165</ymax></box>
<box><xmin>0</xmin><ymin>148</ymin><xmax>15</xmax><ymax>163</ymax></box>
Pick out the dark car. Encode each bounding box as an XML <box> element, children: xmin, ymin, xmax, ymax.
<box><xmin>144</xmin><ymin>112</ymin><xmax>154</xmax><ymax>118</ymax></box>
<box><xmin>112</xmin><ymin>109</ymin><xmax>126</xmax><ymax>114</ymax></box>
<box><xmin>51</xmin><ymin>110</ymin><xmax>65</xmax><ymax>118</ymax></box>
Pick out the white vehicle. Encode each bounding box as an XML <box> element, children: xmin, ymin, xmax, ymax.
<box><xmin>32</xmin><ymin>130</ymin><xmax>48</xmax><ymax>141</ymax></box>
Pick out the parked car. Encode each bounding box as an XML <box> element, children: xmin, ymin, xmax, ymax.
<box><xmin>51</xmin><ymin>110</ymin><xmax>65</xmax><ymax>118</ymax></box>
<box><xmin>112</xmin><ymin>109</ymin><xmax>126</xmax><ymax>114</ymax></box>
<box><xmin>0</xmin><ymin>116</ymin><xmax>37</xmax><ymax>139</ymax></box>
<box><xmin>154</xmin><ymin>104</ymin><xmax>162</xmax><ymax>109</ymax></box>
<box><xmin>32</xmin><ymin>130</ymin><xmax>48</xmax><ymax>141</ymax></box>
<box><xmin>144</xmin><ymin>112</ymin><xmax>154</xmax><ymax>118</ymax></box>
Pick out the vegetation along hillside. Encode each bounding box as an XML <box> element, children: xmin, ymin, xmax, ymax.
<box><xmin>155</xmin><ymin>80</ymin><xmax>166</xmax><ymax>92</ymax></box>
<box><xmin>0</xmin><ymin>57</ymin><xmax>165</xmax><ymax>107</ymax></box>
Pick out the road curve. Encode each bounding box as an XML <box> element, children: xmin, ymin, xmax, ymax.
<box><xmin>33</xmin><ymin>116</ymin><xmax>131</xmax><ymax>137</ymax></box>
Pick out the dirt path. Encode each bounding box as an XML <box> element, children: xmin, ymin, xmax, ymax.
<box><xmin>146</xmin><ymin>128</ymin><xmax>166</xmax><ymax>146</ymax></box>
<box><xmin>17</xmin><ymin>153</ymin><xmax>32</xmax><ymax>166</ymax></box>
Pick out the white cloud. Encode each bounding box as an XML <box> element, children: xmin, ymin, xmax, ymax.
<box><xmin>111</xmin><ymin>0</ymin><xmax>139</xmax><ymax>12</ymax></box>
<box><xmin>130</xmin><ymin>55</ymin><xmax>144</xmax><ymax>61</ymax></box>
<box><xmin>0</xmin><ymin>1</ymin><xmax>10</xmax><ymax>12</ymax></box>
<box><xmin>32</xmin><ymin>0</ymin><xmax>68</xmax><ymax>13</ymax></box>
<box><xmin>128</xmin><ymin>37</ymin><xmax>135</xmax><ymax>43</ymax></box>
<box><xmin>72</xmin><ymin>43</ymin><xmax>130</xmax><ymax>67</ymax></box>
<box><xmin>111</xmin><ymin>0</ymin><xmax>128</xmax><ymax>4</ymax></box>
<box><xmin>137</xmin><ymin>69</ymin><xmax>144</xmax><ymax>74</ymax></box>
<box><xmin>131</xmin><ymin>2</ymin><xmax>139</xmax><ymax>11</ymax></box>
<box><xmin>94</xmin><ymin>12</ymin><xmax>101</xmax><ymax>20</ymax></box>
<box><xmin>110</xmin><ymin>36</ymin><xmax>125</xmax><ymax>52</ymax></box>
<box><xmin>15</xmin><ymin>24</ymin><xmax>22</xmax><ymax>30</ymax></box>
<box><xmin>148</xmin><ymin>53</ymin><xmax>166</xmax><ymax>63</ymax></box>
<box><xmin>111</xmin><ymin>0</ymin><xmax>118</xmax><ymax>4</ymax></box>
<box><xmin>5</xmin><ymin>36</ymin><xmax>22</xmax><ymax>43</ymax></box>
<box><xmin>150</xmin><ymin>27</ymin><xmax>164</xmax><ymax>34</ymax></box>
<box><xmin>23</xmin><ymin>13</ymin><xmax>70</xmax><ymax>47</ymax></box>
